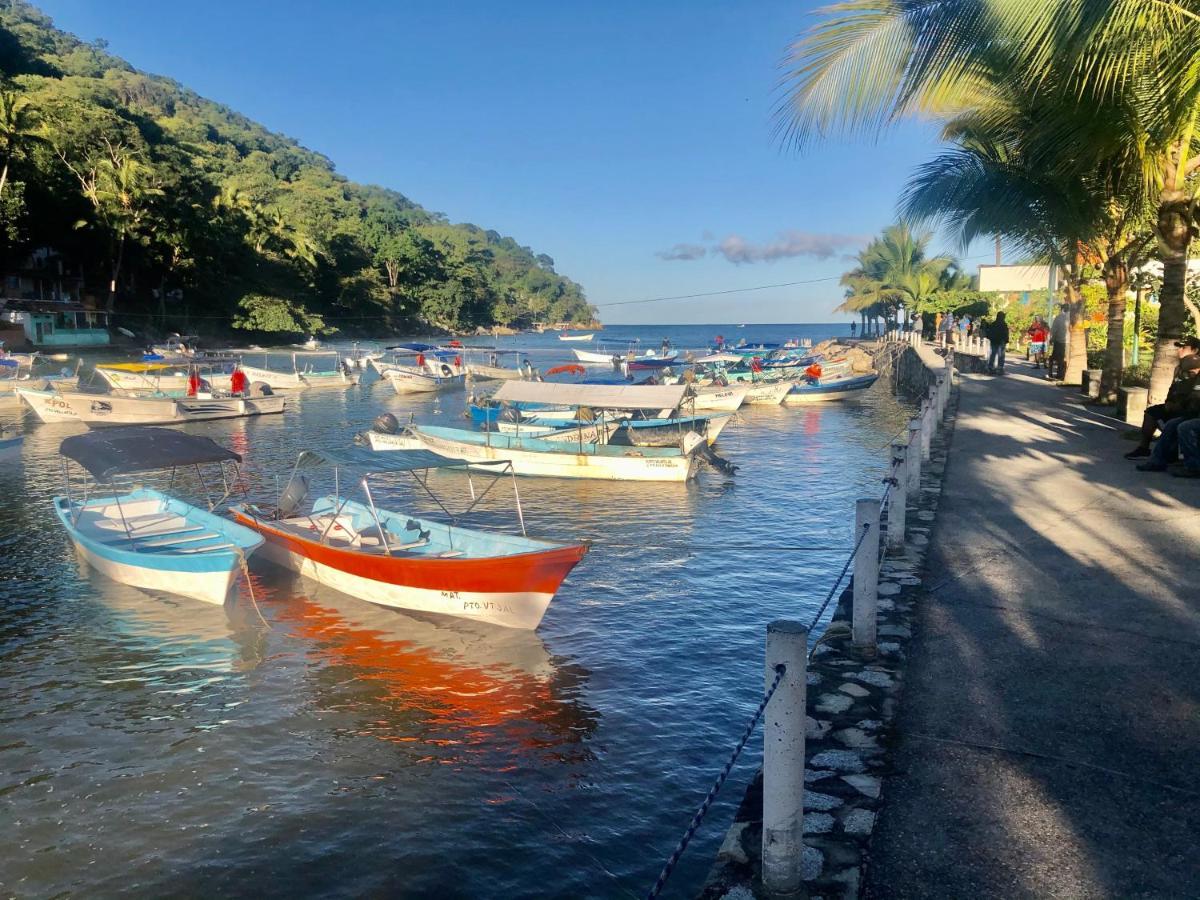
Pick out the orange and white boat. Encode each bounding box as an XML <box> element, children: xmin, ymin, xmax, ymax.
<box><xmin>231</xmin><ymin>447</ymin><xmax>586</xmax><ymax>629</ymax></box>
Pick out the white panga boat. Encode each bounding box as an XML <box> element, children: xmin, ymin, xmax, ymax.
<box><xmin>557</xmin><ymin>332</ymin><xmax>594</xmax><ymax>342</ymax></box>
<box><xmin>465</xmin><ymin>362</ymin><xmax>528</xmax><ymax>380</ymax></box>
<box><xmin>385</xmin><ymin>365</ymin><xmax>465</xmax><ymax>394</ymax></box>
<box><xmin>724</xmin><ymin>378</ymin><xmax>795</xmax><ymax>405</ymax></box>
<box><xmin>0</xmin><ymin>351</ymin><xmax>77</xmax><ymax>407</ymax></box>
<box><xmin>16</xmin><ymin>386</ymin><xmax>82</xmax><ymax>422</ymax></box>
<box><xmin>229</xmin><ymin>447</ymin><xmax>587</xmax><ymax>630</ymax></box>
<box><xmin>53</xmin><ymin>427</ymin><xmax>264</xmax><ymax>605</ymax></box>
<box><xmin>239</xmin><ymin>351</ymin><xmax>358</xmax><ymax>389</ymax></box>
<box><xmin>403</xmin><ymin>424</ymin><xmax>707</xmax><ymax>481</ymax></box>
<box><xmin>573</xmin><ymin>348</ymin><xmax>620</xmax><ymax>364</ymax></box>
<box><xmin>687</xmin><ymin>383</ymin><xmax>750</xmax><ymax>411</ymax></box>
<box><xmin>58</xmin><ymin>389</ymin><xmax>286</xmax><ymax>426</ymax></box>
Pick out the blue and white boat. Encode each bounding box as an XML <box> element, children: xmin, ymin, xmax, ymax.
<box><xmin>782</xmin><ymin>372</ymin><xmax>879</xmax><ymax>403</ymax></box>
<box><xmin>53</xmin><ymin>427</ymin><xmax>264</xmax><ymax>605</ymax></box>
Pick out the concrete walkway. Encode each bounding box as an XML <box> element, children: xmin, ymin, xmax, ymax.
<box><xmin>866</xmin><ymin>359</ymin><xmax>1200</xmax><ymax>898</ymax></box>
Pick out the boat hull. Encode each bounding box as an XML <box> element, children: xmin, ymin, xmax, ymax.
<box><xmin>16</xmin><ymin>387</ymin><xmax>80</xmax><ymax>422</ymax></box>
<box><xmin>59</xmin><ymin>391</ymin><xmax>286</xmax><ymax>425</ymax></box>
<box><xmin>557</xmin><ymin>333</ymin><xmax>594</xmax><ymax>342</ymax></box>
<box><xmin>725</xmin><ymin>379</ymin><xmax>795</xmax><ymax>405</ymax></box>
<box><xmin>783</xmin><ymin>373</ymin><xmax>879</xmax><ymax>403</ymax></box>
<box><xmin>687</xmin><ymin>384</ymin><xmax>749</xmax><ymax>411</ymax></box>
<box><xmin>232</xmin><ymin>510</ymin><xmax>586</xmax><ymax>630</ymax></box>
<box><xmin>408</xmin><ymin>427</ymin><xmax>701</xmax><ymax>482</ymax></box>
<box><xmin>573</xmin><ymin>349</ymin><xmax>618</xmax><ymax>364</ymax></box>
<box><xmin>53</xmin><ymin>491</ymin><xmax>263</xmax><ymax>605</ymax></box>
<box><xmin>465</xmin><ymin>364</ymin><xmax>524</xmax><ymax>380</ymax></box>
<box><xmin>386</xmin><ymin>368</ymin><xmax>464</xmax><ymax>394</ymax></box>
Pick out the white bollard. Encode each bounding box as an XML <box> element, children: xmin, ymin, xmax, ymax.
<box><xmin>887</xmin><ymin>443</ymin><xmax>908</xmax><ymax>554</ymax></box>
<box><xmin>853</xmin><ymin>499</ymin><xmax>881</xmax><ymax>651</ymax></box>
<box><xmin>907</xmin><ymin>421</ymin><xmax>922</xmax><ymax>491</ymax></box>
<box><xmin>920</xmin><ymin>397</ymin><xmax>934</xmax><ymax>461</ymax></box>
<box><xmin>935</xmin><ymin>375</ymin><xmax>948</xmax><ymax>419</ymax></box>
<box><xmin>762</xmin><ymin>620</ymin><xmax>809</xmax><ymax>896</ymax></box>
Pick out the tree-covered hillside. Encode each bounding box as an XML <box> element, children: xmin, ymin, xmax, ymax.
<box><xmin>0</xmin><ymin>0</ymin><xmax>596</xmax><ymax>337</ymax></box>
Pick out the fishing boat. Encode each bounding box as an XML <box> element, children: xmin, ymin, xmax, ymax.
<box><xmin>56</xmin><ymin>388</ymin><xmax>286</xmax><ymax>426</ymax></box>
<box><xmin>230</xmin><ymin>447</ymin><xmax>587</xmax><ymax>629</ymax></box>
<box><xmin>573</xmin><ymin>349</ymin><xmax>620</xmax><ymax>364</ymax></box>
<box><xmin>16</xmin><ymin>386</ymin><xmax>83</xmax><ymax>422</ymax></box>
<box><xmin>401</xmin><ymin>424</ymin><xmax>707</xmax><ymax>481</ymax></box>
<box><xmin>687</xmin><ymin>382</ymin><xmax>750</xmax><ymax>411</ymax></box>
<box><xmin>239</xmin><ymin>351</ymin><xmax>358</xmax><ymax>389</ymax></box>
<box><xmin>385</xmin><ymin>365</ymin><xmax>466</xmax><ymax>394</ymax></box>
<box><xmin>53</xmin><ymin>427</ymin><xmax>263</xmax><ymax>604</ymax></box>
<box><xmin>94</xmin><ymin>361</ymin><xmax>190</xmax><ymax>393</ymax></box>
<box><xmin>723</xmin><ymin>378</ymin><xmax>795</xmax><ymax>405</ymax></box>
<box><xmin>0</xmin><ymin>352</ymin><xmax>77</xmax><ymax>407</ymax></box>
<box><xmin>622</xmin><ymin>354</ymin><xmax>679</xmax><ymax>372</ymax></box>
<box><xmin>0</xmin><ymin>420</ymin><xmax>22</xmax><ymax>454</ymax></box>
<box><xmin>782</xmin><ymin>372</ymin><xmax>879</xmax><ymax>403</ymax></box>
<box><xmin>557</xmin><ymin>333</ymin><xmax>594</xmax><ymax>342</ymax></box>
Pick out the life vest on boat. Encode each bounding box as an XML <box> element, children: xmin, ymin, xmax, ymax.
<box><xmin>805</xmin><ymin>363</ymin><xmax>823</xmax><ymax>382</ymax></box>
<box><xmin>187</xmin><ymin>370</ymin><xmax>201</xmax><ymax>396</ymax></box>
<box><xmin>750</xmin><ymin>357</ymin><xmax>763</xmax><ymax>374</ymax></box>
<box><xmin>416</xmin><ymin>353</ymin><xmax>425</xmax><ymax>368</ymax></box>
<box><xmin>230</xmin><ymin>369</ymin><xmax>248</xmax><ymax>395</ymax></box>
<box><xmin>454</xmin><ymin>355</ymin><xmax>462</xmax><ymax>369</ymax></box>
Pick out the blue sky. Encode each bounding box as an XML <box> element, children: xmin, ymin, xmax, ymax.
<box><xmin>36</xmin><ymin>0</ymin><xmax>990</xmax><ymax>323</ymax></box>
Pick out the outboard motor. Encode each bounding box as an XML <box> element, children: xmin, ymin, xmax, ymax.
<box><xmin>374</xmin><ymin>412</ymin><xmax>401</xmax><ymax>435</ymax></box>
<box><xmin>682</xmin><ymin>431</ymin><xmax>738</xmax><ymax>477</ymax></box>
<box><xmin>250</xmin><ymin>381</ymin><xmax>273</xmax><ymax>397</ymax></box>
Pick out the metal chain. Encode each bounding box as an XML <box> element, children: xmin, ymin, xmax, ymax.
<box><xmin>806</xmin><ymin>521</ymin><xmax>872</xmax><ymax>634</ymax></box>
<box><xmin>646</xmin><ymin>663</ymin><xmax>788</xmax><ymax>900</ymax></box>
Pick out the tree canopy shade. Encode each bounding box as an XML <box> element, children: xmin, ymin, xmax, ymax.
<box><xmin>0</xmin><ymin>2</ymin><xmax>596</xmax><ymax>337</ymax></box>
<box><xmin>777</xmin><ymin>0</ymin><xmax>1200</xmax><ymax>400</ymax></box>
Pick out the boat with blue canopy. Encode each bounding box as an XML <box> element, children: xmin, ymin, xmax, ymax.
<box><xmin>53</xmin><ymin>427</ymin><xmax>264</xmax><ymax>605</ymax></box>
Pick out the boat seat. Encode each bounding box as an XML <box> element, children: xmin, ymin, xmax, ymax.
<box><xmin>132</xmin><ymin>530</ymin><xmax>223</xmax><ymax>548</ymax></box>
<box><xmin>92</xmin><ymin>525</ymin><xmax>208</xmax><ymax>546</ymax></box>
<box><xmin>438</xmin><ymin>550</ymin><xmax>464</xmax><ymax>558</ymax></box>
<box><xmin>169</xmin><ymin>542</ymin><xmax>235</xmax><ymax>554</ymax></box>
<box><xmin>357</xmin><ymin>534</ymin><xmax>430</xmax><ymax>552</ymax></box>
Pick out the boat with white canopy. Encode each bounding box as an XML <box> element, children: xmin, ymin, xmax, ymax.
<box><xmin>230</xmin><ymin>447</ymin><xmax>587</xmax><ymax>629</ymax></box>
<box><xmin>238</xmin><ymin>351</ymin><xmax>358</xmax><ymax>389</ymax></box>
<box><xmin>53</xmin><ymin>427</ymin><xmax>263</xmax><ymax>604</ymax></box>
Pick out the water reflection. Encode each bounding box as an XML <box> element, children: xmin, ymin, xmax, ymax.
<box><xmin>265</xmin><ymin>573</ymin><xmax>599</xmax><ymax>767</ymax></box>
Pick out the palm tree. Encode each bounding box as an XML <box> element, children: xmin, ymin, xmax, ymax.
<box><xmin>776</xmin><ymin>0</ymin><xmax>1200</xmax><ymax>402</ymax></box>
<box><xmin>60</xmin><ymin>140</ymin><xmax>164</xmax><ymax>311</ymax></box>
<box><xmin>0</xmin><ymin>89</ymin><xmax>40</xmax><ymax>198</ymax></box>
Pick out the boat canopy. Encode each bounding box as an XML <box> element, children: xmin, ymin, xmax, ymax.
<box><xmin>293</xmin><ymin>446</ymin><xmax>510</xmax><ymax>476</ymax></box>
<box><xmin>60</xmin><ymin>426</ymin><xmax>242</xmax><ymax>481</ymax></box>
<box><xmin>695</xmin><ymin>353</ymin><xmax>744</xmax><ymax>364</ymax></box>
<box><xmin>97</xmin><ymin>362</ymin><xmax>180</xmax><ymax>372</ymax></box>
<box><xmin>385</xmin><ymin>342</ymin><xmax>438</xmax><ymax>352</ymax></box>
<box><xmin>492</xmin><ymin>381</ymin><xmax>687</xmax><ymax>410</ymax></box>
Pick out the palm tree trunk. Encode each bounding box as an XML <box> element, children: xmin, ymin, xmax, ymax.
<box><xmin>107</xmin><ymin>232</ymin><xmax>125</xmax><ymax>314</ymax></box>
<box><xmin>0</xmin><ymin>160</ymin><xmax>8</xmax><ymax>198</ymax></box>
<box><xmin>1063</xmin><ymin>278</ymin><xmax>1087</xmax><ymax>386</ymax></box>
<box><xmin>1148</xmin><ymin>188</ymin><xmax>1193</xmax><ymax>404</ymax></box>
<box><xmin>1098</xmin><ymin>258</ymin><xmax>1128</xmax><ymax>403</ymax></box>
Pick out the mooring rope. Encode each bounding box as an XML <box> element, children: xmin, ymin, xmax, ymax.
<box><xmin>806</xmin><ymin>521</ymin><xmax>871</xmax><ymax>636</ymax></box>
<box><xmin>645</xmin><ymin>663</ymin><xmax>788</xmax><ymax>900</ymax></box>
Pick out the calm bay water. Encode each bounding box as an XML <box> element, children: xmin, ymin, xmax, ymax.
<box><xmin>0</xmin><ymin>324</ymin><xmax>909</xmax><ymax>898</ymax></box>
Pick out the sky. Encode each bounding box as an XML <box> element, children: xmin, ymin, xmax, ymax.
<box><xmin>34</xmin><ymin>0</ymin><xmax>991</xmax><ymax>324</ymax></box>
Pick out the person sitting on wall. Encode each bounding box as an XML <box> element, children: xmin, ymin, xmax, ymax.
<box><xmin>1125</xmin><ymin>337</ymin><xmax>1200</xmax><ymax>459</ymax></box>
<box><xmin>1173</xmin><ymin>416</ymin><xmax>1200</xmax><ymax>478</ymax></box>
<box><xmin>1134</xmin><ymin>353</ymin><xmax>1200</xmax><ymax>472</ymax></box>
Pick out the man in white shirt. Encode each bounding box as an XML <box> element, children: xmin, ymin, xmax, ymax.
<box><xmin>1049</xmin><ymin>304</ymin><xmax>1069</xmax><ymax>380</ymax></box>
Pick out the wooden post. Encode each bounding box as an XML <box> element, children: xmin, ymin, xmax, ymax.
<box><xmin>907</xmin><ymin>421</ymin><xmax>922</xmax><ymax>491</ymax></box>
<box><xmin>888</xmin><ymin>443</ymin><xmax>908</xmax><ymax>554</ymax></box>
<box><xmin>762</xmin><ymin>620</ymin><xmax>808</xmax><ymax>896</ymax></box>
<box><xmin>853</xmin><ymin>499</ymin><xmax>881</xmax><ymax>652</ymax></box>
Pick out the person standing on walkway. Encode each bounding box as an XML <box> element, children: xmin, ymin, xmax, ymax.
<box><xmin>850</xmin><ymin>321</ymin><xmax>857</xmax><ymax>337</ymax></box>
<box><xmin>1049</xmin><ymin>303</ymin><xmax>1069</xmax><ymax>380</ymax></box>
<box><xmin>1027</xmin><ymin>316</ymin><xmax>1049</xmax><ymax>369</ymax></box>
<box><xmin>1124</xmin><ymin>337</ymin><xmax>1200</xmax><ymax>458</ymax></box>
<box><xmin>912</xmin><ymin>313</ymin><xmax>924</xmax><ymax>337</ymax></box>
<box><xmin>939</xmin><ymin>313</ymin><xmax>955</xmax><ymax>346</ymax></box>
<box><xmin>985</xmin><ymin>312</ymin><xmax>1010</xmax><ymax>374</ymax></box>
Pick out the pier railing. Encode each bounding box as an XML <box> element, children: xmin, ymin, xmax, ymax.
<box><xmin>649</xmin><ymin>336</ymin><xmax>955</xmax><ymax>897</ymax></box>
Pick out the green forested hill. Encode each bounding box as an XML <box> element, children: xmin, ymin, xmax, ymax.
<box><xmin>0</xmin><ymin>0</ymin><xmax>596</xmax><ymax>337</ymax></box>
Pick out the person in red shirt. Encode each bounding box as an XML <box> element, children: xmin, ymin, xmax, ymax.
<box><xmin>1027</xmin><ymin>317</ymin><xmax>1049</xmax><ymax>369</ymax></box>
<box><xmin>230</xmin><ymin>366</ymin><xmax>248</xmax><ymax>395</ymax></box>
<box><xmin>186</xmin><ymin>368</ymin><xmax>201</xmax><ymax>397</ymax></box>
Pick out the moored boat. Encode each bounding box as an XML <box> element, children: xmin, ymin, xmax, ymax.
<box><xmin>782</xmin><ymin>372</ymin><xmax>879</xmax><ymax>403</ymax></box>
<box><xmin>687</xmin><ymin>382</ymin><xmax>750</xmax><ymax>411</ymax></box>
<box><xmin>557</xmin><ymin>333</ymin><xmax>594</xmax><ymax>342</ymax></box>
<box><xmin>230</xmin><ymin>447</ymin><xmax>587</xmax><ymax>629</ymax></box>
<box><xmin>57</xmin><ymin>389</ymin><xmax>286</xmax><ymax>426</ymax></box>
<box><xmin>53</xmin><ymin>427</ymin><xmax>263</xmax><ymax>604</ymax></box>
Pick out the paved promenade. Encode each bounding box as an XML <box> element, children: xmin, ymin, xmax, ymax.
<box><xmin>867</xmin><ymin>359</ymin><xmax>1200</xmax><ymax>897</ymax></box>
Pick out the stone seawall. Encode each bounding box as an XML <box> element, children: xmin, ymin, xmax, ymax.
<box><xmin>701</xmin><ymin>340</ymin><xmax>955</xmax><ymax>900</ymax></box>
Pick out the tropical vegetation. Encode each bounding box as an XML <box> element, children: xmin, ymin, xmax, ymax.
<box><xmin>837</xmin><ymin>223</ymin><xmax>985</xmax><ymax>334</ymax></box>
<box><xmin>0</xmin><ymin>2</ymin><xmax>595</xmax><ymax>338</ymax></box>
<box><xmin>780</xmin><ymin>0</ymin><xmax>1200</xmax><ymax>403</ymax></box>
